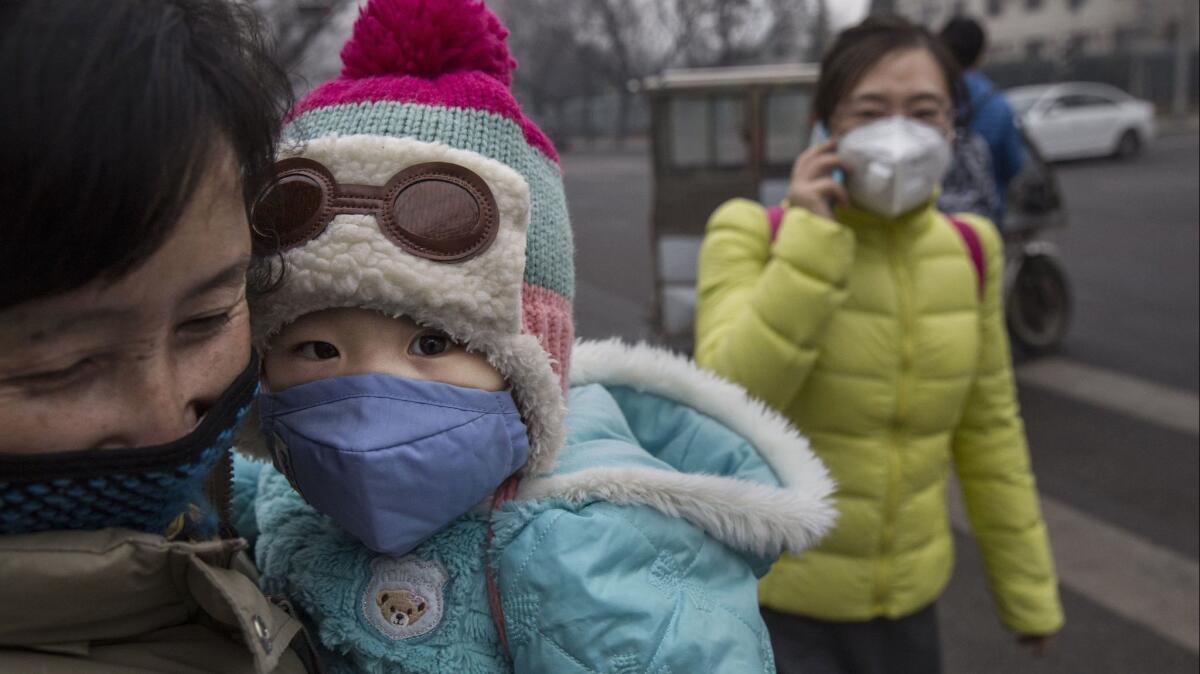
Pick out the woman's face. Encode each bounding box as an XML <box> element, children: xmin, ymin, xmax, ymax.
<box><xmin>0</xmin><ymin>153</ymin><xmax>252</xmax><ymax>455</ymax></box>
<box><xmin>828</xmin><ymin>47</ymin><xmax>954</xmax><ymax>138</ymax></box>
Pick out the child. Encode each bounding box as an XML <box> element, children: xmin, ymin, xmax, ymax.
<box><xmin>233</xmin><ymin>1</ymin><xmax>836</xmax><ymax>672</ymax></box>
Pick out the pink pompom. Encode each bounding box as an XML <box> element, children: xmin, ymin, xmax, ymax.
<box><xmin>341</xmin><ymin>0</ymin><xmax>516</xmax><ymax>86</ymax></box>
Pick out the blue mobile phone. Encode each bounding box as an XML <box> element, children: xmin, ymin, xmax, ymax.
<box><xmin>810</xmin><ymin>122</ymin><xmax>845</xmax><ymax>185</ymax></box>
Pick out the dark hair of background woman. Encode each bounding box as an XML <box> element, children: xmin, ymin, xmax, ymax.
<box><xmin>0</xmin><ymin>0</ymin><xmax>292</xmax><ymax>310</ymax></box>
<box><xmin>813</xmin><ymin>15</ymin><xmax>964</xmax><ymax>127</ymax></box>
<box><xmin>939</xmin><ymin>16</ymin><xmax>988</xmax><ymax>71</ymax></box>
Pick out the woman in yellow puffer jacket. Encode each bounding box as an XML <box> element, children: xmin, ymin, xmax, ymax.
<box><xmin>695</xmin><ymin>17</ymin><xmax>1062</xmax><ymax>674</ymax></box>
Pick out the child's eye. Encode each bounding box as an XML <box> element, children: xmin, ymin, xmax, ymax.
<box><xmin>409</xmin><ymin>331</ymin><xmax>452</xmax><ymax>357</ymax></box>
<box><xmin>296</xmin><ymin>341</ymin><xmax>340</xmax><ymax>360</ymax></box>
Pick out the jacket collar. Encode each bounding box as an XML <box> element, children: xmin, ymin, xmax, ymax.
<box><xmin>833</xmin><ymin>195</ymin><xmax>940</xmax><ymax>236</ymax></box>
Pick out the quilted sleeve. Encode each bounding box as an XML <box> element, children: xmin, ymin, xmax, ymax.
<box><xmin>499</xmin><ymin>502</ymin><xmax>776</xmax><ymax>674</ymax></box>
<box><xmin>951</xmin><ymin>215</ymin><xmax>1064</xmax><ymax>636</ymax></box>
<box><xmin>695</xmin><ymin>198</ymin><xmax>855</xmax><ymax>411</ymax></box>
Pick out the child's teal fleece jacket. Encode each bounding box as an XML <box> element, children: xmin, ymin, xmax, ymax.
<box><xmin>233</xmin><ymin>340</ymin><xmax>837</xmax><ymax>673</ymax></box>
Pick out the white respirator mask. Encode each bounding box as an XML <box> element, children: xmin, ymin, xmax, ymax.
<box><xmin>837</xmin><ymin>116</ymin><xmax>952</xmax><ymax>218</ymax></box>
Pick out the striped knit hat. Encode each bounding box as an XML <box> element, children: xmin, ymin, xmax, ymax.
<box><xmin>247</xmin><ymin>0</ymin><xmax>573</xmax><ymax>475</ymax></box>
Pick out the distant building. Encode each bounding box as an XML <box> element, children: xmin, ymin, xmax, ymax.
<box><xmin>893</xmin><ymin>0</ymin><xmax>1197</xmax><ymax>63</ymax></box>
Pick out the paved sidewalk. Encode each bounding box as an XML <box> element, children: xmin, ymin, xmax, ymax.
<box><xmin>1157</xmin><ymin>113</ymin><xmax>1199</xmax><ymax>136</ymax></box>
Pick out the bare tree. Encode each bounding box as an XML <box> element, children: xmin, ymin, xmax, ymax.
<box><xmin>253</xmin><ymin>0</ymin><xmax>831</xmax><ymax>145</ymax></box>
<box><xmin>692</xmin><ymin>0</ymin><xmax>758</xmax><ymax>66</ymax></box>
<box><xmin>581</xmin><ymin>0</ymin><xmax>682</xmax><ymax>141</ymax></box>
<box><xmin>499</xmin><ymin>0</ymin><xmax>829</xmax><ymax>143</ymax></box>
<box><xmin>674</xmin><ymin>0</ymin><xmax>819</xmax><ymax>67</ymax></box>
<box><xmin>808</xmin><ymin>0</ymin><xmax>831</xmax><ymax>61</ymax></box>
<box><xmin>253</xmin><ymin>0</ymin><xmax>358</xmax><ymax>92</ymax></box>
<box><xmin>761</xmin><ymin>0</ymin><xmax>818</xmax><ymax>62</ymax></box>
<box><xmin>496</xmin><ymin>0</ymin><xmax>602</xmax><ymax>141</ymax></box>
<box><xmin>673</xmin><ymin>0</ymin><xmax>752</xmax><ymax>66</ymax></box>
<box><xmin>868</xmin><ymin>0</ymin><xmax>896</xmax><ymax>16</ymax></box>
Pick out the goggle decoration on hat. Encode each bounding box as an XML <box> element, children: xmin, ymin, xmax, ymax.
<box><xmin>251</xmin><ymin>158</ymin><xmax>499</xmax><ymax>262</ymax></box>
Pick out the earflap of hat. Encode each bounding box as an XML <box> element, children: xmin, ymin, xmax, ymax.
<box><xmin>470</xmin><ymin>331</ymin><xmax>566</xmax><ymax>476</ymax></box>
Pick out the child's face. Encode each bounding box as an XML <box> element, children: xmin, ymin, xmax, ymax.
<box><xmin>264</xmin><ymin>308</ymin><xmax>505</xmax><ymax>392</ymax></box>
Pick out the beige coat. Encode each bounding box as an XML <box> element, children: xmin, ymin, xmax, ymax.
<box><xmin>0</xmin><ymin>528</ymin><xmax>318</xmax><ymax>673</ymax></box>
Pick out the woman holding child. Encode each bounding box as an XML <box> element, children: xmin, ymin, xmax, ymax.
<box><xmin>2</xmin><ymin>0</ymin><xmax>837</xmax><ymax>672</ymax></box>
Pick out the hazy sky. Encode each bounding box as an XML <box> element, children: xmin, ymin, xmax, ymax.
<box><xmin>828</xmin><ymin>0</ymin><xmax>870</xmax><ymax>30</ymax></box>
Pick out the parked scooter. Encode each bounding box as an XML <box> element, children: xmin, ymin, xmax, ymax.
<box><xmin>999</xmin><ymin>131</ymin><xmax>1071</xmax><ymax>353</ymax></box>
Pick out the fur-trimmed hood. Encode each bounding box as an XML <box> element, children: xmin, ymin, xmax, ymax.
<box><xmin>518</xmin><ymin>339</ymin><xmax>837</xmax><ymax>558</ymax></box>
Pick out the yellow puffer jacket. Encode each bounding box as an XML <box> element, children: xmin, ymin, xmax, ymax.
<box><xmin>695</xmin><ymin>198</ymin><xmax>1063</xmax><ymax>636</ymax></box>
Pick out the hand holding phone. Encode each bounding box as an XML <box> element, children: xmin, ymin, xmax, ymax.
<box><xmin>785</xmin><ymin>125</ymin><xmax>849</xmax><ymax>219</ymax></box>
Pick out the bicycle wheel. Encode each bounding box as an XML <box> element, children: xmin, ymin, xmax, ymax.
<box><xmin>1006</xmin><ymin>253</ymin><xmax>1071</xmax><ymax>352</ymax></box>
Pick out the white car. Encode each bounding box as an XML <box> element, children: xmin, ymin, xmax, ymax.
<box><xmin>1007</xmin><ymin>82</ymin><xmax>1156</xmax><ymax>161</ymax></box>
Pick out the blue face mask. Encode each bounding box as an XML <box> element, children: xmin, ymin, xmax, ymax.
<box><xmin>257</xmin><ymin>374</ymin><xmax>530</xmax><ymax>556</ymax></box>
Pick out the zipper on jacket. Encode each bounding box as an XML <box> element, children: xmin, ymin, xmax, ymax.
<box><xmin>205</xmin><ymin>448</ymin><xmax>234</xmax><ymax>531</ymax></box>
<box><xmin>875</xmin><ymin>230</ymin><xmax>914</xmax><ymax>613</ymax></box>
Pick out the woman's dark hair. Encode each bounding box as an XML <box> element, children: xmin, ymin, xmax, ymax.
<box><xmin>939</xmin><ymin>16</ymin><xmax>987</xmax><ymax>70</ymax></box>
<box><xmin>813</xmin><ymin>15</ymin><xmax>963</xmax><ymax>127</ymax></box>
<box><xmin>0</xmin><ymin>0</ymin><xmax>292</xmax><ymax>310</ymax></box>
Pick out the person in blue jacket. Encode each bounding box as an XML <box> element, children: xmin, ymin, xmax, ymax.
<box><xmin>232</xmin><ymin>1</ymin><xmax>836</xmax><ymax>672</ymax></box>
<box><xmin>941</xmin><ymin>16</ymin><xmax>1026</xmax><ymax>217</ymax></box>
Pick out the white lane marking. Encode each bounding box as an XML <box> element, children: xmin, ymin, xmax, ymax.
<box><xmin>948</xmin><ymin>479</ymin><xmax>1200</xmax><ymax>653</ymax></box>
<box><xmin>1016</xmin><ymin>357</ymin><xmax>1199</xmax><ymax>436</ymax></box>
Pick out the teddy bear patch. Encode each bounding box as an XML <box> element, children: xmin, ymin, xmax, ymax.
<box><xmin>362</xmin><ymin>556</ymin><xmax>449</xmax><ymax>640</ymax></box>
<box><xmin>376</xmin><ymin>588</ymin><xmax>429</xmax><ymax>627</ymax></box>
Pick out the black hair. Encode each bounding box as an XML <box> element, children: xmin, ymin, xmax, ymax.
<box><xmin>813</xmin><ymin>15</ymin><xmax>963</xmax><ymax>127</ymax></box>
<box><xmin>0</xmin><ymin>0</ymin><xmax>292</xmax><ymax>310</ymax></box>
<box><xmin>939</xmin><ymin>16</ymin><xmax>987</xmax><ymax>70</ymax></box>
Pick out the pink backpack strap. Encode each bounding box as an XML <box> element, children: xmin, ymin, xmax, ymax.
<box><xmin>767</xmin><ymin>205</ymin><xmax>785</xmax><ymax>241</ymax></box>
<box><xmin>485</xmin><ymin>473</ymin><xmax>522</xmax><ymax>660</ymax></box>
<box><xmin>946</xmin><ymin>214</ymin><xmax>986</xmax><ymax>298</ymax></box>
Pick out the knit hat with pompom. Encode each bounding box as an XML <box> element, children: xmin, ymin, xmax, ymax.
<box><xmin>246</xmin><ymin>0</ymin><xmax>573</xmax><ymax>475</ymax></box>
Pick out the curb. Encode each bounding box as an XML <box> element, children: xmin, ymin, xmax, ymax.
<box><xmin>1157</xmin><ymin>115</ymin><xmax>1200</xmax><ymax>136</ymax></box>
